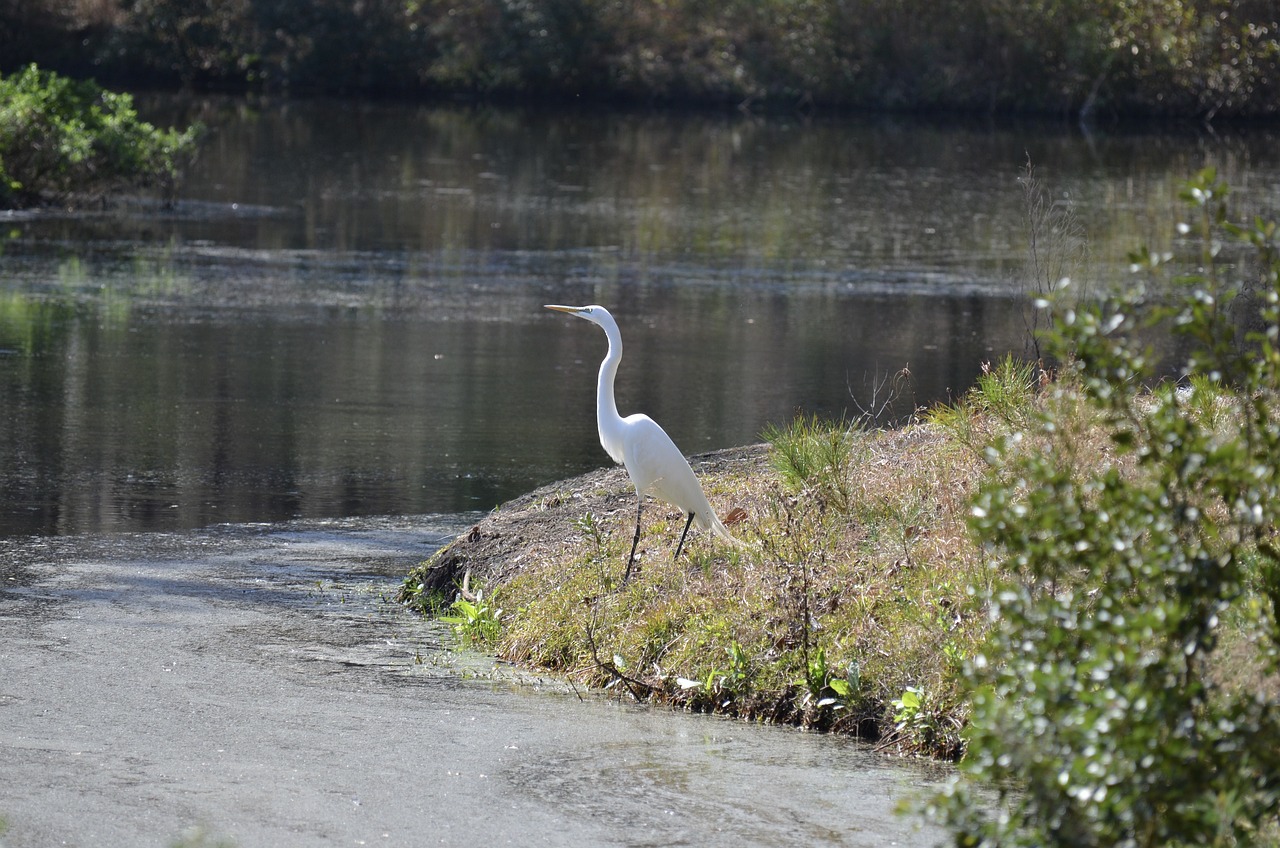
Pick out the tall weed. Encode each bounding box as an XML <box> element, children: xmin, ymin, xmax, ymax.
<box><xmin>762</xmin><ymin>413</ymin><xmax>857</xmax><ymax>511</ymax></box>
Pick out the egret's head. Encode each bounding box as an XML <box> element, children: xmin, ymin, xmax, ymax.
<box><xmin>545</xmin><ymin>304</ymin><xmax>614</xmax><ymax>329</ymax></box>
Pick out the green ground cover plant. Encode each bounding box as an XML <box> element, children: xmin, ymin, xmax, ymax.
<box><xmin>439</xmin><ymin>592</ymin><xmax>504</xmax><ymax>649</ymax></box>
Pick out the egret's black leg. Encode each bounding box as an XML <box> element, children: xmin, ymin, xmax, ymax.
<box><xmin>623</xmin><ymin>499</ymin><xmax>643</xmax><ymax>585</ymax></box>
<box><xmin>673</xmin><ymin>511</ymin><xmax>695</xmax><ymax>561</ymax></box>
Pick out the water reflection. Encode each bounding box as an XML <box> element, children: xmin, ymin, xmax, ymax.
<box><xmin>182</xmin><ymin>103</ymin><xmax>1280</xmax><ymax>269</ymax></box>
<box><xmin>0</xmin><ymin>281</ymin><xmax>1021</xmax><ymax>536</ymax></box>
<box><xmin>2</xmin><ymin>99</ymin><xmax>1278</xmax><ymax>537</ymax></box>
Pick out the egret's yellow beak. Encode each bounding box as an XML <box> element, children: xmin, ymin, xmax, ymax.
<box><xmin>544</xmin><ymin>304</ymin><xmax>584</xmax><ymax>315</ymax></box>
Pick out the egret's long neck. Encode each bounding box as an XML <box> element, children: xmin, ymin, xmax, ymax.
<box><xmin>596</xmin><ymin>322</ymin><xmax>627</xmax><ymax>463</ymax></box>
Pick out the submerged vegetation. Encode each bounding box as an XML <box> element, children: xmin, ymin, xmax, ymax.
<box><xmin>4</xmin><ymin>0</ymin><xmax>1279</xmax><ymax>119</ymax></box>
<box><xmin>0</xmin><ymin>64</ymin><xmax>201</xmax><ymax>208</ymax></box>
<box><xmin>402</xmin><ymin>171</ymin><xmax>1280</xmax><ymax>840</ymax></box>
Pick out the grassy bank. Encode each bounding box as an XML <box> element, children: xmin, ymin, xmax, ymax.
<box><xmin>401</xmin><ymin>355</ymin><xmax>1277</xmax><ymax>759</ymax></box>
<box><xmin>399</xmin><ymin>361</ymin><xmax>1081</xmax><ymax>756</ymax></box>
<box><xmin>5</xmin><ymin>0</ymin><xmax>1279</xmax><ymax>119</ymax></box>
<box><xmin>401</xmin><ymin>352</ymin><xmax>1279</xmax><ymax>762</ymax></box>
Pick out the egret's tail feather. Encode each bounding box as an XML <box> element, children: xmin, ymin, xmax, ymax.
<box><xmin>707</xmin><ymin>511</ymin><xmax>748</xmax><ymax>549</ymax></box>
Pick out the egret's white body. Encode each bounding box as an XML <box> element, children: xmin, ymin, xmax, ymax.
<box><xmin>546</xmin><ymin>304</ymin><xmax>738</xmax><ymax>581</ymax></box>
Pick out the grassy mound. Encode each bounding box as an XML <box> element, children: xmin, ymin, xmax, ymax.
<box><xmin>400</xmin><ymin>359</ymin><xmax>1053</xmax><ymax>758</ymax></box>
<box><xmin>401</xmin><ymin>352</ymin><xmax>1278</xmax><ymax>763</ymax></box>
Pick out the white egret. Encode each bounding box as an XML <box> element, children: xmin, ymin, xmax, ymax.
<box><xmin>546</xmin><ymin>304</ymin><xmax>740</xmax><ymax>584</ymax></box>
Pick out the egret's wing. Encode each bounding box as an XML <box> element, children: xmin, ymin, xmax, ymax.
<box><xmin>623</xmin><ymin>415</ymin><xmax>712</xmax><ymax>518</ymax></box>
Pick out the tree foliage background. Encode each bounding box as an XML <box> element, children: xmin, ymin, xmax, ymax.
<box><xmin>1</xmin><ymin>0</ymin><xmax>1277</xmax><ymax>118</ymax></box>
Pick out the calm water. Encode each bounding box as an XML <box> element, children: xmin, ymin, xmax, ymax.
<box><xmin>2</xmin><ymin>97</ymin><xmax>1279</xmax><ymax>537</ymax></box>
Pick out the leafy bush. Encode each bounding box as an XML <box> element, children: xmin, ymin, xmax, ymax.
<box><xmin>112</xmin><ymin>0</ymin><xmax>439</xmax><ymax>92</ymax></box>
<box><xmin>0</xmin><ymin>64</ymin><xmax>201</xmax><ymax>208</ymax></box>
<box><xmin>926</xmin><ymin>169</ymin><xmax>1280</xmax><ymax>845</ymax></box>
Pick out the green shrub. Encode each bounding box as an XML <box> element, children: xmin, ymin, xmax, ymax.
<box><xmin>926</xmin><ymin>169</ymin><xmax>1280</xmax><ymax>845</ymax></box>
<box><xmin>0</xmin><ymin>64</ymin><xmax>202</xmax><ymax>208</ymax></box>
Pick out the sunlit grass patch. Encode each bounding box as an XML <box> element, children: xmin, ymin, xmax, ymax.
<box><xmin>761</xmin><ymin>413</ymin><xmax>860</xmax><ymax>507</ymax></box>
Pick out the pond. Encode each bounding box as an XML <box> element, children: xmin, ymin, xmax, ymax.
<box><xmin>2</xmin><ymin>97</ymin><xmax>1278</xmax><ymax>537</ymax></box>
<box><xmin>0</xmin><ymin>516</ymin><xmax>955</xmax><ymax>846</ymax></box>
